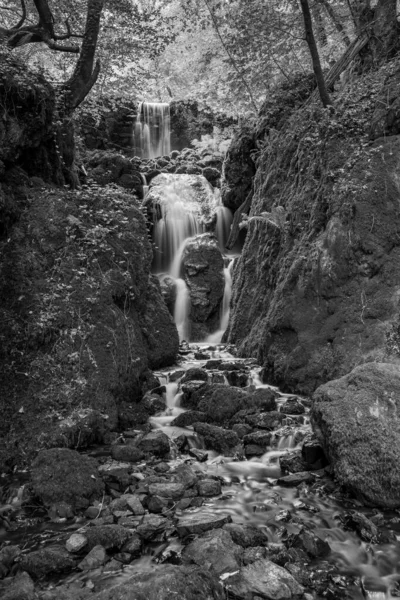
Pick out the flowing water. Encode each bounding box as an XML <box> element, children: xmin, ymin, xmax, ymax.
<box><xmin>134</xmin><ymin>102</ymin><xmax>171</xmax><ymax>159</ymax></box>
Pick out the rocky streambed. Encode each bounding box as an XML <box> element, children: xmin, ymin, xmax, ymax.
<box><xmin>1</xmin><ymin>344</ymin><xmax>400</xmax><ymax>600</ymax></box>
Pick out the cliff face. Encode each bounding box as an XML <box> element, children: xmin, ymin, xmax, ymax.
<box><xmin>226</xmin><ymin>60</ymin><xmax>400</xmax><ymax>394</ymax></box>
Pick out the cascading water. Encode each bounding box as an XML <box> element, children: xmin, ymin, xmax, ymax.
<box><xmin>206</xmin><ymin>258</ymin><xmax>235</xmax><ymax>343</ymax></box>
<box><xmin>215</xmin><ymin>189</ymin><xmax>233</xmax><ymax>252</ymax></box>
<box><xmin>135</xmin><ymin>102</ymin><xmax>171</xmax><ymax>159</ymax></box>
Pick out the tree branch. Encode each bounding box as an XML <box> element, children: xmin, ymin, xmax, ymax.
<box><xmin>12</xmin><ymin>0</ymin><xmax>27</xmax><ymax>30</ymax></box>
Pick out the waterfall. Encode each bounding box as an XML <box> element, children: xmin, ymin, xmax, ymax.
<box><xmin>135</xmin><ymin>102</ymin><xmax>171</xmax><ymax>159</ymax></box>
<box><xmin>206</xmin><ymin>258</ymin><xmax>234</xmax><ymax>344</ymax></box>
<box><xmin>174</xmin><ymin>278</ymin><xmax>191</xmax><ymax>341</ymax></box>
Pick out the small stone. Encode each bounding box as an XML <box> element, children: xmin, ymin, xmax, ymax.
<box><xmin>126</xmin><ymin>494</ymin><xmax>145</xmax><ymax>515</ymax></box>
<box><xmin>136</xmin><ymin>515</ymin><xmax>170</xmax><ymax>540</ymax></box>
<box><xmin>147</xmin><ymin>495</ymin><xmax>170</xmax><ymax>513</ymax></box>
<box><xmin>104</xmin><ymin>558</ymin><xmax>122</xmax><ymax>572</ymax></box>
<box><xmin>121</xmin><ymin>534</ymin><xmax>142</xmax><ymax>557</ymax></box>
<box><xmin>66</xmin><ymin>533</ymin><xmax>88</xmax><ymax>553</ymax></box>
<box><xmin>85</xmin><ymin>506</ymin><xmax>101</xmax><ymax>519</ymax></box>
<box><xmin>148</xmin><ymin>483</ymin><xmax>185</xmax><ymax>500</ymax></box>
<box><xmin>114</xmin><ymin>552</ymin><xmax>132</xmax><ymax>565</ymax></box>
<box><xmin>78</xmin><ymin>545</ymin><xmax>107</xmax><ymax>571</ymax></box>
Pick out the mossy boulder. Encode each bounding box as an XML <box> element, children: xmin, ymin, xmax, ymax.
<box><xmin>311</xmin><ymin>362</ymin><xmax>400</xmax><ymax>508</ymax></box>
<box><xmin>30</xmin><ymin>448</ymin><xmax>104</xmax><ymax>509</ymax></box>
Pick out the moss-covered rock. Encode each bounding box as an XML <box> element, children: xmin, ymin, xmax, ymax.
<box><xmin>31</xmin><ymin>448</ymin><xmax>104</xmax><ymax>509</ymax></box>
<box><xmin>311</xmin><ymin>362</ymin><xmax>400</xmax><ymax>508</ymax></box>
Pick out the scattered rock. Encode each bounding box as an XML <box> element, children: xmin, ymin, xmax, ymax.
<box><xmin>66</xmin><ymin>533</ymin><xmax>88</xmax><ymax>553</ymax></box>
<box><xmin>20</xmin><ymin>547</ymin><xmax>76</xmax><ymax>579</ymax></box>
<box><xmin>277</xmin><ymin>472</ymin><xmax>315</xmax><ymax>487</ymax></box>
<box><xmin>182</xmin><ymin>529</ymin><xmax>243</xmax><ymax>576</ymax></box>
<box><xmin>181</xmin><ymin>367</ymin><xmax>208</xmax><ymax>383</ymax></box>
<box><xmin>197</xmin><ymin>479</ymin><xmax>221</xmax><ymax>496</ymax></box>
<box><xmin>188</xmin><ymin>448</ymin><xmax>208</xmax><ymax>462</ymax></box>
<box><xmin>0</xmin><ymin>572</ymin><xmax>35</xmax><ymax>600</ymax></box>
<box><xmin>78</xmin><ymin>545</ymin><xmax>107</xmax><ymax>571</ymax></box>
<box><xmin>84</xmin><ymin>525</ymin><xmax>131</xmax><ymax>551</ymax></box>
<box><xmin>137</xmin><ymin>431</ymin><xmax>170</xmax><ymax>457</ymax></box>
<box><xmin>136</xmin><ymin>515</ymin><xmax>170</xmax><ymax>540</ymax></box>
<box><xmin>111</xmin><ymin>445</ymin><xmax>144</xmax><ymax>462</ymax></box>
<box><xmin>176</xmin><ymin>513</ymin><xmax>232</xmax><ymax>537</ymax></box>
<box><xmin>280</xmin><ymin>397</ymin><xmax>305</xmax><ymax>415</ymax></box>
<box><xmin>193</xmin><ymin>422</ymin><xmax>240</xmax><ymax>454</ymax></box>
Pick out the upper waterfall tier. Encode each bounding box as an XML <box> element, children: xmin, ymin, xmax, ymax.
<box><xmin>134</xmin><ymin>102</ymin><xmax>171</xmax><ymax>159</ymax></box>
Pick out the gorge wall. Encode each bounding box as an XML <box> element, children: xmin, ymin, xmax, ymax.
<box><xmin>225</xmin><ymin>61</ymin><xmax>400</xmax><ymax>394</ymax></box>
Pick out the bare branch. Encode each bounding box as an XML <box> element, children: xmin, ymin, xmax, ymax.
<box><xmin>12</xmin><ymin>0</ymin><xmax>27</xmax><ymax>30</ymax></box>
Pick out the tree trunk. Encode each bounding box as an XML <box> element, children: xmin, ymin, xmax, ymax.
<box><xmin>351</xmin><ymin>0</ymin><xmax>399</xmax><ymax>62</ymax></box>
<box><xmin>319</xmin><ymin>0</ymin><xmax>351</xmax><ymax>47</ymax></box>
<box><xmin>299</xmin><ymin>0</ymin><xmax>332</xmax><ymax>107</ymax></box>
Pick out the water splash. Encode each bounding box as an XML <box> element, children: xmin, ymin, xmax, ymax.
<box><xmin>214</xmin><ymin>189</ymin><xmax>233</xmax><ymax>251</ymax></box>
<box><xmin>206</xmin><ymin>258</ymin><xmax>234</xmax><ymax>343</ymax></box>
<box><xmin>174</xmin><ymin>278</ymin><xmax>190</xmax><ymax>341</ymax></box>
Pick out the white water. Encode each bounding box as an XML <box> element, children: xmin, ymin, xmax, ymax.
<box><xmin>215</xmin><ymin>189</ymin><xmax>233</xmax><ymax>251</ymax></box>
<box><xmin>135</xmin><ymin>102</ymin><xmax>171</xmax><ymax>159</ymax></box>
<box><xmin>174</xmin><ymin>278</ymin><xmax>191</xmax><ymax>341</ymax></box>
<box><xmin>206</xmin><ymin>258</ymin><xmax>234</xmax><ymax>343</ymax></box>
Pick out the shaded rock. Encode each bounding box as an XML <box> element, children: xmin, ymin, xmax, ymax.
<box><xmin>181</xmin><ymin>367</ymin><xmax>209</xmax><ymax>384</ymax></box>
<box><xmin>121</xmin><ymin>534</ymin><xmax>142</xmax><ymax>557</ymax></box>
<box><xmin>171</xmin><ymin>463</ymin><xmax>198</xmax><ymax>488</ymax></box>
<box><xmin>224</xmin><ymin>559</ymin><xmax>304</xmax><ymax>599</ymax></box>
<box><xmin>171</xmin><ymin>410</ymin><xmax>208</xmax><ymax>427</ymax></box>
<box><xmin>78</xmin><ymin>545</ymin><xmax>107</xmax><ymax>571</ymax></box>
<box><xmin>205</xmin><ymin>359</ymin><xmax>222</xmax><ymax>369</ymax></box>
<box><xmin>111</xmin><ymin>445</ymin><xmax>144</xmax><ymax>463</ymax></box>
<box><xmin>223</xmin><ymin>523</ymin><xmax>269</xmax><ymax>548</ymax></box>
<box><xmin>289</xmin><ymin>528</ymin><xmax>331</xmax><ymax>559</ymax></box>
<box><xmin>20</xmin><ymin>547</ymin><xmax>76</xmax><ymax>579</ymax></box>
<box><xmin>196</xmin><ymin>384</ymin><xmax>250</xmax><ymax>423</ymax></box>
<box><xmin>148</xmin><ymin>482</ymin><xmax>185</xmax><ymax>500</ymax></box>
<box><xmin>189</xmin><ymin>448</ymin><xmax>208</xmax><ymax>462</ymax></box>
<box><xmin>243</xmin><ymin>430</ymin><xmax>272</xmax><ymax>448</ymax></box>
<box><xmin>177</xmin><ymin>513</ymin><xmax>232</xmax><ymax>537</ymax></box>
<box><xmin>180</xmin><ymin>381</ymin><xmax>208</xmax><ymax>409</ymax></box>
<box><xmin>280</xmin><ymin>451</ymin><xmax>308</xmax><ymax>474</ymax></box>
<box><xmin>136</xmin><ymin>515</ymin><xmax>170</xmax><ymax>540</ymax></box>
<box><xmin>311</xmin><ymin>362</ymin><xmax>400</xmax><ymax>508</ymax></box>
<box><xmin>202</xmin><ymin>167</ymin><xmax>221</xmax><ymax>187</ymax></box>
<box><xmin>341</xmin><ymin>511</ymin><xmax>379</xmax><ymax>542</ymax></box>
<box><xmin>243</xmin><ymin>546</ymin><xmax>268</xmax><ymax>565</ymax></box>
<box><xmin>197</xmin><ymin>479</ymin><xmax>221</xmax><ymax>496</ymax></box>
<box><xmin>84</xmin><ymin>525</ymin><xmax>131</xmax><ymax>551</ymax></box>
<box><xmin>193</xmin><ymin>422</ymin><xmax>240</xmax><ymax>454</ymax></box>
<box><xmin>147</xmin><ymin>495</ymin><xmax>170</xmax><ymax>513</ymax></box>
<box><xmin>231</xmin><ymin>423</ymin><xmax>253</xmax><ymax>438</ymax></box>
<box><xmin>277</xmin><ymin>472</ymin><xmax>315</xmax><ymax>487</ymax></box>
<box><xmin>0</xmin><ymin>572</ymin><xmax>35</xmax><ymax>600</ymax></box>
<box><xmin>248</xmin><ymin>388</ymin><xmax>278</xmax><ymax>411</ymax></box>
<box><xmin>137</xmin><ymin>431</ymin><xmax>170</xmax><ymax>457</ymax></box>
<box><xmin>142</xmin><ymin>392</ymin><xmax>167</xmax><ymax>415</ymax></box>
<box><xmin>31</xmin><ymin>448</ymin><xmax>104</xmax><ymax>510</ymax></box>
<box><xmin>224</xmin><ymin>371</ymin><xmax>248</xmax><ymax>387</ymax></box>
<box><xmin>182</xmin><ymin>529</ymin><xmax>243</xmax><ymax>576</ymax></box>
<box><xmin>301</xmin><ymin>435</ymin><xmax>328</xmax><ymax>470</ymax></box>
<box><xmin>245</xmin><ymin>411</ymin><xmax>285</xmax><ymax>430</ymax></box>
<box><xmin>221</xmin><ymin>123</ymin><xmax>256</xmax><ymax>211</ymax></box>
<box><xmin>93</xmin><ymin>564</ymin><xmax>225</xmax><ymax>600</ymax></box>
<box><xmin>280</xmin><ymin>397</ymin><xmax>305</xmax><ymax>415</ymax></box>
<box><xmin>168</xmin><ymin>369</ymin><xmax>186</xmax><ymax>382</ymax></box>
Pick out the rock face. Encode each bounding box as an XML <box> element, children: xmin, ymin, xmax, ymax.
<box><xmin>311</xmin><ymin>362</ymin><xmax>400</xmax><ymax>508</ymax></box>
<box><xmin>182</xmin><ymin>233</ymin><xmax>224</xmax><ymax>340</ymax></box>
<box><xmin>226</xmin><ymin>70</ymin><xmax>400</xmax><ymax>393</ymax></box>
<box><xmin>0</xmin><ymin>183</ymin><xmax>178</xmax><ymax>466</ymax></box>
<box><xmin>221</xmin><ymin>122</ymin><xmax>256</xmax><ymax>211</ymax></box>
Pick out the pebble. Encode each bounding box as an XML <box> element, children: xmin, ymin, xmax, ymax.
<box><xmin>65</xmin><ymin>533</ymin><xmax>88</xmax><ymax>553</ymax></box>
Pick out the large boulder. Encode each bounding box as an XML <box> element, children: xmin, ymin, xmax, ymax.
<box><xmin>311</xmin><ymin>363</ymin><xmax>400</xmax><ymax>508</ymax></box>
<box><xmin>30</xmin><ymin>448</ymin><xmax>104</xmax><ymax>510</ymax></box>
<box><xmin>182</xmin><ymin>233</ymin><xmax>224</xmax><ymax>340</ymax></box>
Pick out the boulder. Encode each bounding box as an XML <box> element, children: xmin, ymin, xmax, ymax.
<box><xmin>111</xmin><ymin>445</ymin><xmax>144</xmax><ymax>463</ymax></box>
<box><xmin>84</xmin><ymin>525</ymin><xmax>132</xmax><ymax>551</ymax></box>
<box><xmin>193</xmin><ymin>422</ymin><xmax>240</xmax><ymax>454</ymax></box>
<box><xmin>195</xmin><ymin>384</ymin><xmax>250</xmax><ymax>423</ymax></box>
<box><xmin>311</xmin><ymin>362</ymin><xmax>400</xmax><ymax>508</ymax></box>
<box><xmin>181</xmin><ymin>367</ymin><xmax>208</xmax><ymax>383</ymax></box>
<box><xmin>137</xmin><ymin>431</ymin><xmax>170</xmax><ymax>457</ymax></box>
<box><xmin>30</xmin><ymin>448</ymin><xmax>104</xmax><ymax>510</ymax></box>
<box><xmin>20</xmin><ymin>547</ymin><xmax>76</xmax><ymax>579</ymax></box>
<box><xmin>0</xmin><ymin>572</ymin><xmax>36</xmax><ymax>600</ymax></box>
<box><xmin>224</xmin><ymin>559</ymin><xmax>304</xmax><ymax>599</ymax></box>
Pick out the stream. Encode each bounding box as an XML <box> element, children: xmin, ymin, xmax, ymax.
<box><xmin>2</xmin><ymin>342</ymin><xmax>400</xmax><ymax>599</ymax></box>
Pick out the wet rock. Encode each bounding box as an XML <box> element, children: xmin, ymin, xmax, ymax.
<box><xmin>280</xmin><ymin>397</ymin><xmax>305</xmax><ymax>415</ymax></box>
<box><xmin>189</xmin><ymin>448</ymin><xmax>208</xmax><ymax>462</ymax></box>
<box><xmin>142</xmin><ymin>392</ymin><xmax>166</xmax><ymax>414</ymax></box>
<box><xmin>197</xmin><ymin>479</ymin><xmax>221</xmax><ymax>496</ymax></box>
<box><xmin>84</xmin><ymin>525</ymin><xmax>131</xmax><ymax>551</ymax></box>
<box><xmin>170</xmin><ymin>410</ymin><xmax>208</xmax><ymax>427</ymax></box>
<box><xmin>193</xmin><ymin>422</ymin><xmax>240</xmax><ymax>454</ymax></box>
<box><xmin>0</xmin><ymin>545</ymin><xmax>20</xmax><ymax>576</ymax></box>
<box><xmin>341</xmin><ymin>511</ymin><xmax>379</xmax><ymax>542</ymax></box>
<box><xmin>180</xmin><ymin>381</ymin><xmax>208</xmax><ymax>409</ymax></box>
<box><xmin>196</xmin><ymin>384</ymin><xmax>250</xmax><ymax>423</ymax></box>
<box><xmin>181</xmin><ymin>233</ymin><xmax>225</xmax><ymax>339</ymax></box>
<box><xmin>249</xmin><ymin>388</ymin><xmax>278</xmax><ymax>411</ymax></box>
<box><xmin>169</xmin><ymin>369</ymin><xmax>186</xmax><ymax>382</ymax></box>
<box><xmin>147</xmin><ymin>495</ymin><xmax>170</xmax><ymax>513</ymax></box>
<box><xmin>279</xmin><ymin>451</ymin><xmax>308</xmax><ymax>474</ymax></box>
<box><xmin>245</xmin><ymin>411</ymin><xmax>286</xmax><ymax>430</ymax></box>
<box><xmin>224</xmin><ymin>370</ymin><xmax>248</xmax><ymax>387</ymax></box>
<box><xmin>66</xmin><ymin>533</ymin><xmax>88</xmax><ymax>553</ymax></box>
<box><xmin>110</xmin><ymin>494</ymin><xmax>145</xmax><ymax>515</ymax></box>
<box><xmin>217</xmin><ymin>361</ymin><xmax>243</xmax><ymax>371</ymax></box>
<box><xmin>205</xmin><ymin>359</ymin><xmax>222</xmax><ymax>369</ymax></box>
<box><xmin>20</xmin><ymin>547</ymin><xmax>76</xmax><ymax>579</ymax></box>
<box><xmin>31</xmin><ymin>448</ymin><xmax>104</xmax><ymax>511</ymax></box>
<box><xmin>223</xmin><ymin>559</ymin><xmax>304</xmax><ymax>599</ymax></box>
<box><xmin>182</xmin><ymin>529</ymin><xmax>243</xmax><ymax>576</ymax></box>
<box><xmin>221</xmin><ymin>123</ymin><xmax>256</xmax><ymax>212</ymax></box>
<box><xmin>136</xmin><ymin>515</ymin><xmax>170</xmax><ymax>540</ymax></box>
<box><xmin>172</xmin><ymin>463</ymin><xmax>198</xmax><ymax>488</ymax></box>
<box><xmin>243</xmin><ymin>430</ymin><xmax>272</xmax><ymax>448</ymax></box>
<box><xmin>78</xmin><ymin>545</ymin><xmax>107</xmax><ymax>571</ymax></box>
<box><xmin>243</xmin><ymin>546</ymin><xmax>268</xmax><ymax>565</ymax></box>
<box><xmin>93</xmin><ymin>564</ymin><xmax>225</xmax><ymax>600</ymax></box>
<box><xmin>289</xmin><ymin>528</ymin><xmax>331</xmax><ymax>559</ymax></box>
<box><xmin>176</xmin><ymin>512</ymin><xmax>232</xmax><ymax>537</ymax></box>
<box><xmin>121</xmin><ymin>534</ymin><xmax>142</xmax><ymax>557</ymax></box>
<box><xmin>0</xmin><ymin>572</ymin><xmax>35</xmax><ymax>600</ymax></box>
<box><xmin>98</xmin><ymin>461</ymin><xmax>131</xmax><ymax>488</ymax></box>
<box><xmin>301</xmin><ymin>435</ymin><xmax>327</xmax><ymax>470</ymax></box>
<box><xmin>137</xmin><ymin>431</ymin><xmax>170</xmax><ymax>457</ymax></box>
<box><xmin>223</xmin><ymin>523</ymin><xmax>269</xmax><ymax>548</ymax></box>
<box><xmin>277</xmin><ymin>472</ymin><xmax>315</xmax><ymax>486</ymax></box>
<box><xmin>111</xmin><ymin>445</ymin><xmax>144</xmax><ymax>463</ymax></box>
<box><xmin>244</xmin><ymin>444</ymin><xmax>265</xmax><ymax>457</ymax></box>
<box><xmin>194</xmin><ymin>351</ymin><xmax>210</xmax><ymax>360</ymax></box>
<box><xmin>181</xmin><ymin>367</ymin><xmax>208</xmax><ymax>383</ymax></box>
<box><xmin>231</xmin><ymin>423</ymin><xmax>253</xmax><ymax>438</ymax></box>
<box><xmin>311</xmin><ymin>363</ymin><xmax>400</xmax><ymax>508</ymax></box>
<box><xmin>148</xmin><ymin>482</ymin><xmax>185</xmax><ymax>500</ymax></box>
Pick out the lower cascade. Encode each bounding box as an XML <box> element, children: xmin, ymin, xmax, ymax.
<box><xmin>145</xmin><ymin>173</ymin><xmax>234</xmax><ymax>342</ymax></box>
